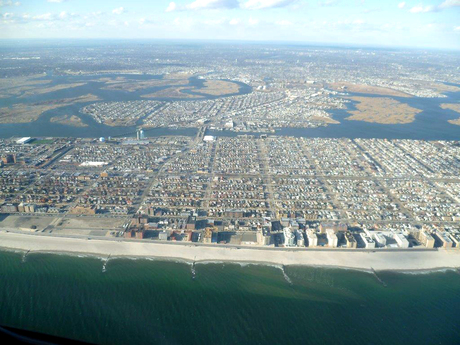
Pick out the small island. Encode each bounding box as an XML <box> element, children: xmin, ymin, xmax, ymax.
<box><xmin>102</xmin><ymin>78</ymin><xmax>189</xmax><ymax>92</ymax></box>
<box><xmin>440</xmin><ymin>103</ymin><xmax>460</xmax><ymax>126</ymax></box>
<box><xmin>197</xmin><ymin>80</ymin><xmax>241</xmax><ymax>96</ymax></box>
<box><xmin>141</xmin><ymin>80</ymin><xmax>240</xmax><ymax>99</ymax></box>
<box><xmin>50</xmin><ymin>114</ymin><xmax>88</xmax><ymax>127</ymax></box>
<box><xmin>0</xmin><ymin>75</ymin><xmax>86</xmax><ymax>98</ymax></box>
<box><xmin>0</xmin><ymin>75</ymin><xmax>52</xmax><ymax>98</ymax></box>
<box><xmin>329</xmin><ymin>82</ymin><xmax>412</xmax><ymax>98</ymax></box>
<box><xmin>19</xmin><ymin>82</ymin><xmax>86</xmax><ymax>97</ymax></box>
<box><xmin>345</xmin><ymin>97</ymin><xmax>423</xmax><ymax>124</ymax></box>
<box><xmin>0</xmin><ymin>94</ymin><xmax>100</xmax><ymax>124</ymax></box>
<box><xmin>141</xmin><ymin>86</ymin><xmax>205</xmax><ymax>99</ymax></box>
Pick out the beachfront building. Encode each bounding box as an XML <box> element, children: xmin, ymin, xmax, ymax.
<box><xmin>203</xmin><ymin>227</ymin><xmax>217</xmax><ymax>244</ymax></box>
<box><xmin>306</xmin><ymin>230</ymin><xmax>318</xmax><ymax>248</ymax></box>
<box><xmin>373</xmin><ymin>233</ymin><xmax>387</xmax><ymax>248</ymax></box>
<box><xmin>344</xmin><ymin>231</ymin><xmax>357</xmax><ymax>248</ymax></box>
<box><xmin>433</xmin><ymin>231</ymin><xmax>453</xmax><ymax>249</ymax></box>
<box><xmin>449</xmin><ymin>232</ymin><xmax>460</xmax><ymax>249</ymax></box>
<box><xmin>295</xmin><ymin>229</ymin><xmax>305</xmax><ymax>247</ymax></box>
<box><xmin>257</xmin><ymin>228</ymin><xmax>271</xmax><ymax>246</ymax></box>
<box><xmin>284</xmin><ymin>227</ymin><xmax>295</xmax><ymax>247</ymax></box>
<box><xmin>394</xmin><ymin>233</ymin><xmax>410</xmax><ymax>249</ymax></box>
<box><xmin>360</xmin><ymin>233</ymin><xmax>376</xmax><ymax>249</ymax></box>
<box><xmin>159</xmin><ymin>231</ymin><xmax>169</xmax><ymax>241</ymax></box>
<box><xmin>416</xmin><ymin>230</ymin><xmax>435</xmax><ymax>248</ymax></box>
<box><xmin>326</xmin><ymin>229</ymin><xmax>338</xmax><ymax>248</ymax></box>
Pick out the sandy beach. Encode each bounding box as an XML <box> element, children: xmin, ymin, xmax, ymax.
<box><xmin>1</xmin><ymin>231</ymin><xmax>459</xmax><ymax>271</ymax></box>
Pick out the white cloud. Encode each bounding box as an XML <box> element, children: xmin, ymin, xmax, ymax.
<box><xmin>47</xmin><ymin>0</ymin><xmax>64</xmax><ymax>3</ymax></box>
<box><xmin>166</xmin><ymin>0</ymin><xmax>295</xmax><ymax>11</ymax></box>
<box><xmin>276</xmin><ymin>19</ymin><xmax>292</xmax><ymax>25</ymax></box>
<box><xmin>172</xmin><ymin>17</ymin><xmax>194</xmax><ymax>27</ymax></box>
<box><xmin>112</xmin><ymin>7</ymin><xmax>124</xmax><ymax>15</ymax></box>
<box><xmin>4</xmin><ymin>10</ymin><xmax>80</xmax><ymax>24</ymax></box>
<box><xmin>439</xmin><ymin>0</ymin><xmax>460</xmax><ymax>9</ymax></box>
<box><xmin>241</xmin><ymin>0</ymin><xmax>295</xmax><ymax>9</ymax></box>
<box><xmin>33</xmin><ymin>13</ymin><xmax>52</xmax><ymax>20</ymax></box>
<box><xmin>0</xmin><ymin>0</ymin><xmax>20</xmax><ymax>6</ymax></box>
<box><xmin>455</xmin><ymin>26</ymin><xmax>460</xmax><ymax>31</ymax></box>
<box><xmin>398</xmin><ymin>2</ymin><xmax>406</xmax><ymax>9</ymax></box>
<box><xmin>362</xmin><ymin>8</ymin><xmax>380</xmax><ymax>14</ymax></box>
<box><xmin>248</xmin><ymin>17</ymin><xmax>259</xmax><ymax>25</ymax></box>
<box><xmin>166</xmin><ymin>0</ymin><xmax>239</xmax><ymax>11</ymax></box>
<box><xmin>318</xmin><ymin>0</ymin><xmax>338</xmax><ymax>6</ymax></box>
<box><xmin>88</xmin><ymin>11</ymin><xmax>103</xmax><ymax>18</ymax></box>
<box><xmin>203</xmin><ymin>18</ymin><xmax>225</xmax><ymax>25</ymax></box>
<box><xmin>409</xmin><ymin>5</ymin><xmax>435</xmax><ymax>13</ymax></box>
<box><xmin>187</xmin><ymin>0</ymin><xmax>239</xmax><ymax>10</ymax></box>
<box><xmin>229</xmin><ymin>18</ymin><xmax>240</xmax><ymax>25</ymax></box>
<box><xmin>166</xmin><ymin>2</ymin><xmax>177</xmax><ymax>12</ymax></box>
<box><xmin>406</xmin><ymin>1</ymin><xmax>458</xmax><ymax>12</ymax></box>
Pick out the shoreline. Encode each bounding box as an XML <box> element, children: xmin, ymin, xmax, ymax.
<box><xmin>9</xmin><ymin>248</ymin><xmax>460</xmax><ymax>276</ymax></box>
<box><xmin>1</xmin><ymin>231</ymin><xmax>459</xmax><ymax>273</ymax></box>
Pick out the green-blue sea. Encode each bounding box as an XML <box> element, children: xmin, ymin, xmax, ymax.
<box><xmin>0</xmin><ymin>250</ymin><xmax>459</xmax><ymax>345</ymax></box>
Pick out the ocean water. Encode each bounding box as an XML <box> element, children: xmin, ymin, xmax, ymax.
<box><xmin>0</xmin><ymin>250</ymin><xmax>459</xmax><ymax>345</ymax></box>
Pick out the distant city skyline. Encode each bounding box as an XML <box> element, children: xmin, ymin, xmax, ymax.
<box><xmin>0</xmin><ymin>0</ymin><xmax>459</xmax><ymax>50</ymax></box>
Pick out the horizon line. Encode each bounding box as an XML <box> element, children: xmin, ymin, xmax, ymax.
<box><xmin>0</xmin><ymin>37</ymin><xmax>459</xmax><ymax>52</ymax></box>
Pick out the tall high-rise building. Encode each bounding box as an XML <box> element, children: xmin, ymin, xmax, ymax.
<box><xmin>136</xmin><ymin>128</ymin><xmax>145</xmax><ymax>140</ymax></box>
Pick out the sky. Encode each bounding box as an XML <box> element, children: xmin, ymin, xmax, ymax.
<box><xmin>0</xmin><ymin>0</ymin><xmax>459</xmax><ymax>49</ymax></box>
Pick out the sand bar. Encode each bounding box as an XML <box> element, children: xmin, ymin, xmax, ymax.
<box><xmin>1</xmin><ymin>231</ymin><xmax>459</xmax><ymax>271</ymax></box>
